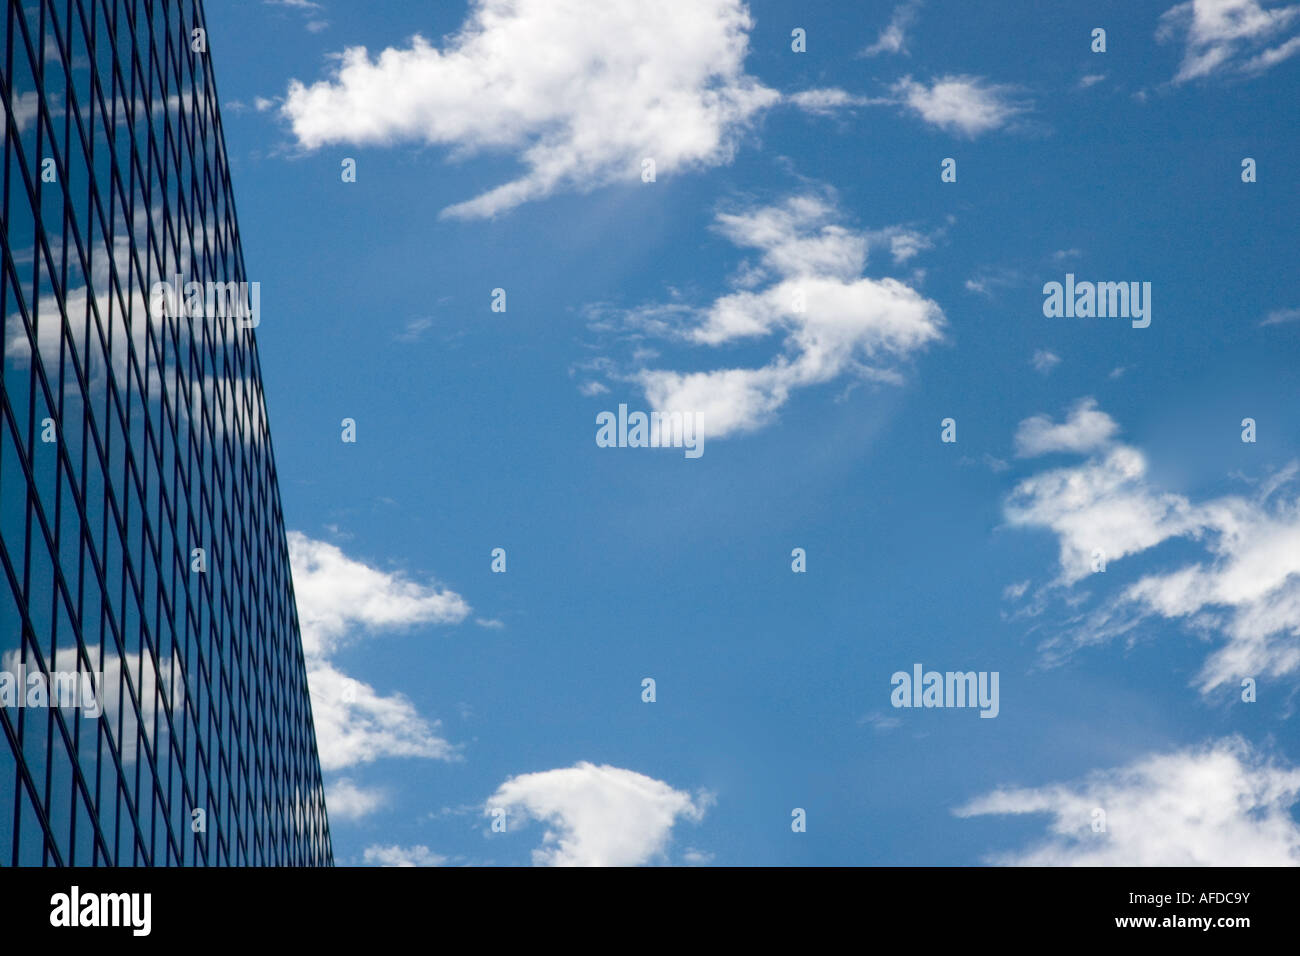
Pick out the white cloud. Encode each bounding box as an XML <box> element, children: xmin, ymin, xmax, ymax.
<box><xmin>858</xmin><ymin>711</ymin><xmax>902</xmax><ymax>732</ymax></box>
<box><xmin>395</xmin><ymin>317</ymin><xmax>433</xmax><ymax>342</ymax></box>
<box><xmin>1077</xmin><ymin>73</ymin><xmax>1107</xmax><ymax>88</ymax></box>
<box><xmin>618</xmin><ymin>193</ymin><xmax>943</xmax><ymax>440</ymax></box>
<box><xmin>1261</xmin><ymin>306</ymin><xmax>1300</xmax><ymax>326</ymax></box>
<box><xmin>363</xmin><ymin>844</ymin><xmax>447</xmax><ymax>867</ymax></box>
<box><xmin>287</xmin><ymin>532</ymin><xmax>470</xmax><ymax>771</ymax></box>
<box><xmin>1014</xmin><ymin>398</ymin><xmax>1119</xmax><ymax>457</ymax></box>
<box><xmin>890</xmin><ymin>75</ymin><xmax>1026</xmax><ymax>136</ymax></box>
<box><xmin>1241</xmin><ymin>30</ymin><xmax>1300</xmax><ymax>67</ymax></box>
<box><xmin>1005</xmin><ymin>445</ymin><xmax>1201</xmax><ymax>584</ymax></box>
<box><xmin>1120</xmin><ymin>493</ymin><xmax>1300</xmax><ymax>690</ymax></box>
<box><xmin>307</xmin><ymin>661</ymin><xmax>459</xmax><ymax>772</ymax></box>
<box><xmin>710</xmin><ymin>196</ymin><xmax>872</xmax><ymax>282</ymax></box>
<box><xmin>1030</xmin><ymin>349</ymin><xmax>1061</xmax><ymax>375</ymax></box>
<box><xmin>1157</xmin><ymin>0</ymin><xmax>1300</xmax><ymax>83</ymax></box>
<box><xmin>862</xmin><ymin>1</ymin><xmax>922</xmax><ymax>57</ymax></box>
<box><xmin>965</xmin><ymin>452</ymin><xmax>1010</xmax><ymax>473</ymax></box>
<box><xmin>1005</xmin><ymin>405</ymin><xmax>1300</xmax><ymax>691</ymax></box>
<box><xmin>866</xmin><ymin>225</ymin><xmax>935</xmax><ymax>264</ymax></box>
<box><xmin>963</xmin><ymin>268</ymin><xmax>1021</xmax><ymax>297</ymax></box>
<box><xmin>288</xmin><ymin>531</ymin><xmax>469</xmax><ymax>658</ymax></box>
<box><xmin>786</xmin><ymin>88</ymin><xmax>872</xmax><ymax>115</ymax></box>
<box><xmin>0</xmin><ymin>91</ymin><xmax>40</xmax><ymax>135</ymax></box>
<box><xmin>281</xmin><ymin>0</ymin><xmax>780</xmax><ymax>218</ymax></box>
<box><xmin>6</xmin><ymin>206</ymin><xmax>241</xmax><ymax>423</ymax></box>
<box><xmin>957</xmin><ymin>737</ymin><xmax>1300</xmax><ymax>865</ymax></box>
<box><xmin>5</xmin><ymin>648</ymin><xmax>182</xmax><ymax>765</ymax></box>
<box><xmin>487</xmin><ymin>762</ymin><xmax>710</xmax><ymax>866</ymax></box>
<box><xmin>1003</xmin><ymin>580</ymin><xmax>1031</xmax><ymax>601</ymax></box>
<box><xmin>325</xmin><ymin>778</ymin><xmax>388</xmax><ymax>820</ymax></box>
<box><xmin>189</xmin><ymin>376</ymin><xmax>268</xmax><ymax>449</ymax></box>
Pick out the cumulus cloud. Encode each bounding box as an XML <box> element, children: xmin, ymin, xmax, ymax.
<box><xmin>307</xmin><ymin>663</ymin><xmax>459</xmax><ymax>772</ymax></box>
<box><xmin>611</xmin><ymin>193</ymin><xmax>943</xmax><ymax>440</ymax></box>
<box><xmin>957</xmin><ymin>737</ymin><xmax>1300</xmax><ymax>865</ymax></box>
<box><xmin>288</xmin><ymin>531</ymin><xmax>469</xmax><ymax>658</ymax></box>
<box><xmin>281</xmin><ymin>0</ymin><xmax>781</xmax><ymax>218</ymax></box>
<box><xmin>890</xmin><ymin>75</ymin><xmax>1027</xmax><ymax>136</ymax></box>
<box><xmin>1005</xmin><ymin>447</ymin><xmax>1202</xmax><ymax>585</ymax></box>
<box><xmin>1004</xmin><ymin>404</ymin><xmax>1300</xmax><ymax>691</ymax></box>
<box><xmin>324</xmin><ymin>778</ymin><xmax>388</xmax><ymax>820</ymax></box>
<box><xmin>287</xmin><ymin>532</ymin><xmax>470</xmax><ymax>773</ymax></box>
<box><xmin>487</xmin><ymin>762</ymin><xmax>711</xmax><ymax>866</ymax></box>
<box><xmin>1013</xmin><ymin>397</ymin><xmax>1119</xmax><ymax>457</ymax></box>
<box><xmin>1157</xmin><ymin>0</ymin><xmax>1300</xmax><ymax>82</ymax></box>
<box><xmin>363</xmin><ymin>844</ymin><xmax>447</xmax><ymax>867</ymax></box>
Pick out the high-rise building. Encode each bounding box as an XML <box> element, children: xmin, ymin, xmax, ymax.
<box><xmin>0</xmin><ymin>0</ymin><xmax>330</xmax><ymax>864</ymax></box>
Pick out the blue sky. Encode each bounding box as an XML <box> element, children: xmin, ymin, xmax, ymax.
<box><xmin>206</xmin><ymin>0</ymin><xmax>1299</xmax><ymax>865</ymax></box>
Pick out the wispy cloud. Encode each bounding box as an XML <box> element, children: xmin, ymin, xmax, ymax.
<box><xmin>964</xmin><ymin>267</ymin><xmax>1021</xmax><ymax>297</ymax></box>
<box><xmin>1030</xmin><ymin>349</ymin><xmax>1061</xmax><ymax>375</ymax></box>
<box><xmin>600</xmin><ymin>191</ymin><xmax>943</xmax><ymax>440</ymax></box>
<box><xmin>1003</xmin><ymin>580</ymin><xmax>1031</xmax><ymax>601</ymax></box>
<box><xmin>1261</xmin><ymin>306</ymin><xmax>1300</xmax><ymax>326</ymax></box>
<box><xmin>395</xmin><ymin>317</ymin><xmax>434</xmax><ymax>342</ymax></box>
<box><xmin>862</xmin><ymin>1</ymin><xmax>922</xmax><ymax>57</ymax></box>
<box><xmin>958</xmin><ymin>737</ymin><xmax>1300</xmax><ymax>865</ymax></box>
<box><xmin>858</xmin><ymin>711</ymin><xmax>903</xmax><ymax>732</ymax></box>
<box><xmin>786</xmin><ymin>88</ymin><xmax>874</xmax><ymax>115</ymax></box>
<box><xmin>1005</xmin><ymin>405</ymin><xmax>1300</xmax><ymax>692</ymax></box>
<box><xmin>1157</xmin><ymin>0</ymin><xmax>1300</xmax><ymax>83</ymax></box>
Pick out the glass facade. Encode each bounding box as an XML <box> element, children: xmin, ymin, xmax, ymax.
<box><xmin>0</xmin><ymin>0</ymin><xmax>331</xmax><ymax>864</ymax></box>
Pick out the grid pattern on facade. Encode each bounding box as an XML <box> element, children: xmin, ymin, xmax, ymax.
<box><xmin>0</xmin><ymin>0</ymin><xmax>331</xmax><ymax>865</ymax></box>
